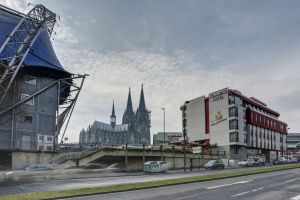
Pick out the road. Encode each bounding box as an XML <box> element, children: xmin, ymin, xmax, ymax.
<box><xmin>68</xmin><ymin>168</ymin><xmax>300</xmax><ymax>200</ymax></box>
<box><xmin>0</xmin><ymin>167</ymin><xmax>243</xmax><ymax>196</ymax></box>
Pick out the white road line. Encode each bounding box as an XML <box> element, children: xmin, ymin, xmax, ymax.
<box><xmin>291</xmin><ymin>194</ymin><xmax>300</xmax><ymax>200</ymax></box>
<box><xmin>231</xmin><ymin>187</ymin><xmax>264</xmax><ymax>198</ymax></box>
<box><xmin>206</xmin><ymin>180</ymin><xmax>253</xmax><ymax>190</ymax></box>
<box><xmin>231</xmin><ymin>190</ymin><xmax>252</xmax><ymax>197</ymax></box>
<box><xmin>285</xmin><ymin>178</ymin><xmax>300</xmax><ymax>183</ymax></box>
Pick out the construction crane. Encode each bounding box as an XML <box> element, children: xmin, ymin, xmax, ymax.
<box><xmin>0</xmin><ymin>4</ymin><xmax>56</xmax><ymax>105</ymax></box>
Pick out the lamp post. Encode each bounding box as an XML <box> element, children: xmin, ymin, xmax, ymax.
<box><xmin>161</xmin><ymin>108</ymin><xmax>166</xmax><ymax>146</ymax></box>
<box><xmin>180</xmin><ymin>101</ymin><xmax>189</xmax><ymax>172</ymax></box>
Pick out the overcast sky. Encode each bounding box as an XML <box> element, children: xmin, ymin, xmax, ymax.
<box><xmin>1</xmin><ymin>0</ymin><xmax>300</xmax><ymax>142</ymax></box>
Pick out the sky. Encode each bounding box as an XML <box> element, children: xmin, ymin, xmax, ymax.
<box><xmin>1</xmin><ymin>0</ymin><xmax>300</xmax><ymax>143</ymax></box>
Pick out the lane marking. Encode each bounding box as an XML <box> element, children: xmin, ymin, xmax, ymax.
<box><xmin>231</xmin><ymin>190</ymin><xmax>252</xmax><ymax>197</ymax></box>
<box><xmin>285</xmin><ymin>178</ymin><xmax>300</xmax><ymax>183</ymax></box>
<box><xmin>206</xmin><ymin>180</ymin><xmax>253</xmax><ymax>190</ymax></box>
<box><xmin>291</xmin><ymin>194</ymin><xmax>300</xmax><ymax>200</ymax></box>
<box><xmin>231</xmin><ymin>187</ymin><xmax>264</xmax><ymax>198</ymax></box>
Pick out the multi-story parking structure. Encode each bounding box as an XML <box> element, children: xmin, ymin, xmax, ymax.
<box><xmin>182</xmin><ymin>88</ymin><xmax>288</xmax><ymax>162</ymax></box>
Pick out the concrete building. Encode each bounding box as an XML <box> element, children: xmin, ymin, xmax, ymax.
<box><xmin>286</xmin><ymin>133</ymin><xmax>300</xmax><ymax>158</ymax></box>
<box><xmin>79</xmin><ymin>86</ymin><xmax>151</xmax><ymax>146</ymax></box>
<box><xmin>287</xmin><ymin>133</ymin><xmax>300</xmax><ymax>147</ymax></box>
<box><xmin>153</xmin><ymin>132</ymin><xmax>182</xmax><ymax>145</ymax></box>
<box><xmin>182</xmin><ymin>88</ymin><xmax>288</xmax><ymax>162</ymax></box>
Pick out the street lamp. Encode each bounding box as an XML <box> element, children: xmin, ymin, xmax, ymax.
<box><xmin>161</xmin><ymin>108</ymin><xmax>166</xmax><ymax>146</ymax></box>
<box><xmin>180</xmin><ymin>101</ymin><xmax>189</xmax><ymax>172</ymax></box>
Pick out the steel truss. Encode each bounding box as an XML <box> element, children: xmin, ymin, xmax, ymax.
<box><xmin>0</xmin><ymin>4</ymin><xmax>57</xmax><ymax>104</ymax></box>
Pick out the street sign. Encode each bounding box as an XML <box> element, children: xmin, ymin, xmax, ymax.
<box><xmin>192</xmin><ymin>146</ymin><xmax>202</xmax><ymax>154</ymax></box>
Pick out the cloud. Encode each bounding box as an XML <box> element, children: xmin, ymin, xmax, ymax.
<box><xmin>0</xmin><ymin>0</ymin><xmax>29</xmax><ymax>13</ymax></box>
<box><xmin>1</xmin><ymin>0</ymin><xmax>300</xmax><ymax>143</ymax></box>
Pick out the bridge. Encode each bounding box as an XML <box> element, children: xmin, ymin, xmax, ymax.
<box><xmin>47</xmin><ymin>146</ymin><xmax>228</xmax><ymax>171</ymax></box>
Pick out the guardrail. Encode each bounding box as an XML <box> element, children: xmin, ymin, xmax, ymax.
<box><xmin>47</xmin><ymin>144</ymin><xmax>103</xmax><ymax>164</ymax></box>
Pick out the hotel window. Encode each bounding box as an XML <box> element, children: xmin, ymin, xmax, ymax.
<box><xmin>229</xmin><ymin>119</ymin><xmax>238</xmax><ymax>130</ymax></box>
<box><xmin>230</xmin><ymin>132</ymin><xmax>239</xmax><ymax>142</ymax></box>
<box><xmin>21</xmin><ymin>94</ymin><xmax>34</xmax><ymax>105</ymax></box>
<box><xmin>229</xmin><ymin>96</ymin><xmax>235</xmax><ymax>105</ymax></box>
<box><xmin>229</xmin><ymin>107</ymin><xmax>238</xmax><ymax>117</ymax></box>
<box><xmin>233</xmin><ymin>146</ymin><xmax>238</xmax><ymax>154</ymax></box>
<box><xmin>259</xmin><ymin>116</ymin><xmax>262</xmax><ymax>123</ymax></box>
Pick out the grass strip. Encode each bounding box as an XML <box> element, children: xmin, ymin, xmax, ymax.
<box><xmin>1</xmin><ymin>164</ymin><xmax>300</xmax><ymax>200</ymax></box>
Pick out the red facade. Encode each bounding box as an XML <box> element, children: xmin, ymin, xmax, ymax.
<box><xmin>246</xmin><ymin>108</ymin><xmax>287</xmax><ymax>135</ymax></box>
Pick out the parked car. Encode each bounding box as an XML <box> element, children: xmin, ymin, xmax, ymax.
<box><xmin>143</xmin><ymin>161</ymin><xmax>168</xmax><ymax>173</ymax></box>
<box><xmin>280</xmin><ymin>157</ymin><xmax>288</xmax><ymax>164</ymax></box>
<box><xmin>238</xmin><ymin>158</ymin><xmax>255</xmax><ymax>167</ymax></box>
<box><xmin>273</xmin><ymin>159</ymin><xmax>283</xmax><ymax>165</ymax></box>
<box><xmin>253</xmin><ymin>157</ymin><xmax>265</xmax><ymax>166</ymax></box>
<box><xmin>287</xmin><ymin>157</ymin><xmax>298</xmax><ymax>164</ymax></box>
<box><xmin>204</xmin><ymin>160</ymin><xmax>224</xmax><ymax>170</ymax></box>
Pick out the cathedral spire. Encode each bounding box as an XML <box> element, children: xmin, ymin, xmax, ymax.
<box><xmin>111</xmin><ymin>100</ymin><xmax>116</xmax><ymax>127</ymax></box>
<box><xmin>122</xmin><ymin>87</ymin><xmax>134</xmax><ymax>125</ymax></box>
<box><xmin>138</xmin><ymin>84</ymin><xmax>146</xmax><ymax>110</ymax></box>
<box><xmin>126</xmin><ymin>87</ymin><xmax>133</xmax><ymax>112</ymax></box>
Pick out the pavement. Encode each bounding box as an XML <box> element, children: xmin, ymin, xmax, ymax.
<box><xmin>0</xmin><ymin>165</ymin><xmax>299</xmax><ymax>199</ymax></box>
<box><xmin>66</xmin><ymin>168</ymin><xmax>300</xmax><ymax>200</ymax></box>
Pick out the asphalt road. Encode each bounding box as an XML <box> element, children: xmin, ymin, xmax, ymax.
<box><xmin>68</xmin><ymin>168</ymin><xmax>300</xmax><ymax>200</ymax></box>
<box><xmin>0</xmin><ymin>167</ymin><xmax>236</xmax><ymax>195</ymax></box>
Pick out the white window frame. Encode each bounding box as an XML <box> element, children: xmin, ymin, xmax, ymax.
<box><xmin>25</xmin><ymin>75</ymin><xmax>37</xmax><ymax>85</ymax></box>
<box><xmin>21</xmin><ymin>94</ymin><xmax>34</xmax><ymax>105</ymax></box>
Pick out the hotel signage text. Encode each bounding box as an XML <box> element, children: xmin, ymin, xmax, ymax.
<box><xmin>209</xmin><ymin>89</ymin><xmax>227</xmax><ymax>102</ymax></box>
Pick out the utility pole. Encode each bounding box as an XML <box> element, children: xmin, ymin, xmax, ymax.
<box><xmin>161</xmin><ymin>108</ymin><xmax>166</xmax><ymax>146</ymax></box>
<box><xmin>42</xmin><ymin>136</ymin><xmax>45</xmax><ymax>164</ymax></box>
<box><xmin>180</xmin><ymin>101</ymin><xmax>189</xmax><ymax>172</ymax></box>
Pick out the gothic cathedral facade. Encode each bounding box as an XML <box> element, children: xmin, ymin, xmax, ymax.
<box><xmin>79</xmin><ymin>85</ymin><xmax>151</xmax><ymax>145</ymax></box>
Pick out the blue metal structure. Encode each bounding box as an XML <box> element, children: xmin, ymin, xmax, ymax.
<box><xmin>0</xmin><ymin>5</ymin><xmax>66</xmax><ymax>73</ymax></box>
<box><xmin>0</xmin><ymin>4</ymin><xmax>86</xmax><ymax>155</ymax></box>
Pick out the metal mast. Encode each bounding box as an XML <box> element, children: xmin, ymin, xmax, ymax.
<box><xmin>0</xmin><ymin>4</ymin><xmax>57</xmax><ymax>105</ymax></box>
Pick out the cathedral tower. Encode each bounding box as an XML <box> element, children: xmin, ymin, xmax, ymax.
<box><xmin>134</xmin><ymin>84</ymin><xmax>151</xmax><ymax>144</ymax></box>
<box><xmin>110</xmin><ymin>100</ymin><xmax>116</xmax><ymax>128</ymax></box>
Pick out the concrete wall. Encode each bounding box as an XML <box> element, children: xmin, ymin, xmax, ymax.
<box><xmin>186</xmin><ymin>96</ymin><xmax>207</xmax><ymax>142</ymax></box>
<box><xmin>73</xmin><ymin>149</ymin><xmax>227</xmax><ymax>171</ymax></box>
<box><xmin>11</xmin><ymin>151</ymin><xmax>59</xmax><ymax>169</ymax></box>
<box><xmin>209</xmin><ymin>88</ymin><xmax>229</xmax><ymax>146</ymax></box>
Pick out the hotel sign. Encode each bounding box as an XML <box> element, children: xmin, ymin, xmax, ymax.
<box><xmin>211</xmin><ymin>111</ymin><xmax>227</xmax><ymax>126</ymax></box>
<box><xmin>209</xmin><ymin>89</ymin><xmax>227</xmax><ymax>102</ymax></box>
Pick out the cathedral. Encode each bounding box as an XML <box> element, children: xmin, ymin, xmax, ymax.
<box><xmin>79</xmin><ymin>85</ymin><xmax>151</xmax><ymax>146</ymax></box>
